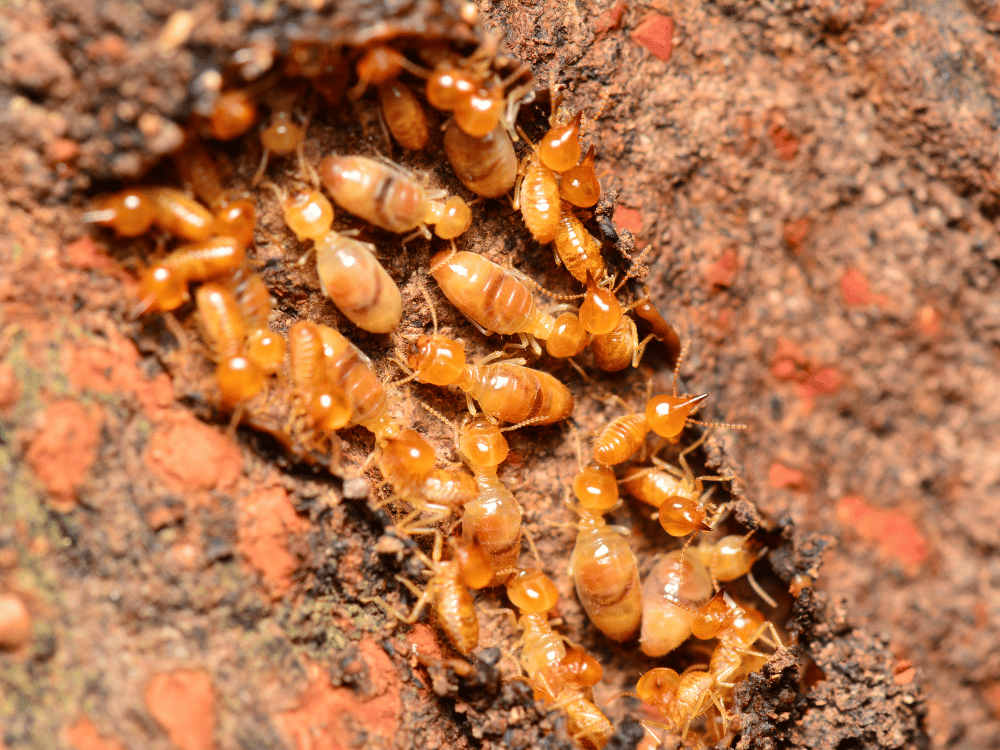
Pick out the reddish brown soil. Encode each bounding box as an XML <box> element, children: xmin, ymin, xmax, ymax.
<box><xmin>2</xmin><ymin>1</ymin><xmax>997</xmax><ymax>749</ymax></box>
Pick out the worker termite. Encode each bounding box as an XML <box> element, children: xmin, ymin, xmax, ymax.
<box><xmin>368</xmin><ymin>535</ymin><xmax>493</xmax><ymax>656</ymax></box>
<box><xmin>516</xmin><ymin>150</ymin><xmax>561</xmax><ymax>244</ymax></box>
<box><xmin>423</xmin><ymin>196</ymin><xmax>473</xmax><ymax>240</ymax></box>
<box><xmin>195</xmin><ymin>282</ymin><xmax>265</xmax><ymax>405</ymax></box>
<box><xmin>430</xmin><ymin>247</ymin><xmax>584</xmax><ymax>357</ymax></box>
<box><xmin>84</xmin><ymin>188</ymin><xmax>157</xmax><ymax>237</ymax></box>
<box><xmin>553</xmin><ymin>203</ymin><xmax>605</xmax><ymax>285</ymax></box>
<box><xmin>692</xmin><ymin>590</ymin><xmax>782</xmax><ymax>688</ymax></box>
<box><xmin>316</xmin><ymin>323</ymin><xmax>393</xmax><ymax>438</ymax></box>
<box><xmin>268</xmin><ymin>181</ymin><xmax>402</xmax><ymax>333</ymax></box>
<box><xmin>318</xmin><ymin>154</ymin><xmax>445</xmax><ymax>237</ymax></box>
<box><xmin>589</xmin><ymin>312</ymin><xmax>657</xmax><ymax>372</ymax></box>
<box><xmin>694</xmin><ymin>533</ymin><xmax>776</xmax><ymax>607</ymax></box>
<box><xmin>456</xmin><ymin>415</ymin><xmax>523</xmax><ymax>586</ymax></box>
<box><xmin>147</xmin><ymin>187</ymin><xmax>216</xmax><ymax>242</ymax></box>
<box><xmin>245</xmin><ymin>328</ymin><xmax>285</xmax><ymax>376</ymax></box>
<box><xmin>403</xmin><ymin>285</ymin><xmax>574</xmax><ymax>424</ymax></box>
<box><xmin>350</xmin><ymin>44</ymin><xmax>427</xmax><ymax>99</ymax></box>
<box><xmin>630</xmin><ymin>282</ymin><xmax>682</xmax><ymax>366</ymax></box>
<box><xmin>378</xmin><ymin>80</ymin><xmax>431</xmax><ymax>151</ymax></box>
<box><xmin>560</xmin><ymin>145</ymin><xmax>601</xmax><ymax>208</ymax></box>
<box><xmin>135</xmin><ymin>236</ymin><xmax>246</xmax><ymax>315</ymax></box>
<box><xmin>286</xmin><ymin>320</ymin><xmax>352</xmax><ymax>433</ymax></box>
<box><xmin>539</xmin><ymin>111</ymin><xmax>583</xmax><ymax>173</ymax></box>
<box><xmin>569</xmin><ymin>509</ymin><xmax>642</xmax><ymax>642</ymax></box>
<box><xmin>171</xmin><ymin>137</ymin><xmax>224</xmax><ymax>207</ymax></box>
<box><xmin>506</xmin><ymin>569</ymin><xmax>614</xmax><ymax>750</ymax></box>
<box><xmin>253</xmin><ymin>109</ymin><xmax>307</xmax><ymax>184</ymax></box>
<box><xmin>212</xmin><ymin>197</ymin><xmax>257</xmax><ymax>248</ymax></box>
<box><xmin>208</xmin><ymin>89</ymin><xmax>257</xmax><ymax>141</ymax></box>
<box><xmin>635</xmin><ymin>666</ymin><xmax>729</xmax><ymax>743</ymax></box>
<box><xmin>85</xmin><ymin>187</ymin><xmax>216</xmax><ymax>242</ymax></box>
<box><xmin>406</xmin><ymin>336</ymin><xmax>574</xmax><ymax>425</ymax></box>
<box><xmin>639</xmin><ymin>549</ymin><xmax>714</xmax><ymax>657</ymax></box>
<box><xmin>443</xmin><ymin>121</ymin><xmax>517</xmax><ymax>198</ymax></box>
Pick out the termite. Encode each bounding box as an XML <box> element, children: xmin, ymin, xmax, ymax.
<box><xmin>369</xmin><ymin>535</ymin><xmax>493</xmax><ymax>656</ymax></box>
<box><xmin>378</xmin><ymin>80</ymin><xmax>431</xmax><ymax>151</ymax></box>
<box><xmin>569</xmin><ymin>509</ymin><xmax>642</xmax><ymax>642</ymax></box>
<box><xmin>443</xmin><ymin>121</ymin><xmax>517</xmax><ymax>198</ymax></box>
<box><xmin>621</xmin><ymin>433</ymin><xmax>735</xmax><ymax>537</ymax></box>
<box><xmin>639</xmin><ymin>549</ymin><xmax>714</xmax><ymax>657</ymax></box>
<box><xmin>560</xmin><ymin>145</ymin><xmax>601</xmax><ymax>208</ymax></box>
<box><xmin>269</xmin><ymin>181</ymin><xmax>402</xmax><ymax>333</ymax></box>
<box><xmin>456</xmin><ymin>415</ymin><xmax>523</xmax><ymax>586</ymax></box>
<box><xmin>208</xmin><ymin>89</ymin><xmax>257</xmax><ymax>141</ymax></box>
<box><xmin>318</xmin><ymin>154</ymin><xmax>433</xmax><ymax>234</ymax></box>
<box><xmin>135</xmin><ymin>236</ymin><xmax>246</xmax><ymax>315</ymax></box>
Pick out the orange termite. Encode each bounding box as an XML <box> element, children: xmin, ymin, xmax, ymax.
<box><xmin>456</xmin><ymin>416</ymin><xmax>522</xmax><ymax>586</ymax></box>
<box><xmin>569</xmin><ymin>509</ymin><xmax>642</xmax><ymax>642</ymax></box>
<box><xmin>443</xmin><ymin>121</ymin><xmax>517</xmax><ymax>198</ymax></box>
<box><xmin>639</xmin><ymin>549</ymin><xmax>714</xmax><ymax>657</ymax></box>
<box><xmin>369</xmin><ymin>536</ymin><xmax>493</xmax><ymax>656</ymax></box>
<box><xmin>378</xmin><ymin>80</ymin><xmax>431</xmax><ymax>151</ymax></box>
<box><xmin>430</xmin><ymin>247</ymin><xmax>585</xmax><ymax>357</ymax></box>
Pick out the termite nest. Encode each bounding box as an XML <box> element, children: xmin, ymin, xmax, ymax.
<box><xmin>83</xmin><ymin>9</ymin><xmax>826</xmax><ymax>749</ymax></box>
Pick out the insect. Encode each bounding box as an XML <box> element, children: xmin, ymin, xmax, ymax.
<box><xmin>147</xmin><ymin>187</ymin><xmax>216</xmax><ymax>241</ymax></box>
<box><xmin>269</xmin><ymin>182</ymin><xmax>402</xmax><ymax>333</ymax></box>
<box><xmin>639</xmin><ymin>549</ymin><xmax>714</xmax><ymax>657</ymax></box>
<box><xmin>135</xmin><ymin>236</ymin><xmax>246</xmax><ymax>315</ymax></box>
<box><xmin>172</xmin><ymin>137</ymin><xmax>224</xmax><ymax>208</ymax></box>
<box><xmin>376</xmin><ymin>427</ymin><xmax>478</xmax><ymax>538</ymax></box>
<box><xmin>378</xmin><ymin>80</ymin><xmax>431</xmax><ymax>151</ymax></box>
<box><xmin>212</xmin><ymin>197</ymin><xmax>257</xmax><ymax>248</ymax></box>
<box><xmin>589</xmin><ymin>311</ymin><xmax>657</xmax><ymax>372</ymax></box>
<box><xmin>694</xmin><ymin>533</ymin><xmax>775</xmax><ymax>608</ymax></box>
<box><xmin>406</xmin><ymin>333</ymin><xmax>574</xmax><ymax>425</ymax></box>
<box><xmin>208</xmin><ymin>89</ymin><xmax>258</xmax><ymax>141</ymax></box>
<box><xmin>318</xmin><ymin>155</ymin><xmax>432</xmax><ymax>234</ymax></box>
<box><xmin>443</xmin><ymin>121</ymin><xmax>517</xmax><ymax>198</ymax></box>
<box><xmin>591</xmin><ymin>343</ymin><xmax>737</xmax><ymax>466</ymax></box>
<box><xmin>572</xmin><ymin>465</ymin><xmax>619</xmax><ymax>512</ymax></box>
<box><xmin>83</xmin><ymin>188</ymin><xmax>157</xmax><ymax>237</ymax></box>
<box><xmin>516</xmin><ymin>151</ymin><xmax>561</xmax><ymax>244</ymax></box>
<box><xmin>692</xmin><ymin>590</ymin><xmax>781</xmax><ymax>688</ymax></box>
<box><xmin>630</xmin><ymin>283</ymin><xmax>682</xmax><ymax>366</ymax></box>
<box><xmin>569</xmin><ymin>509</ymin><xmax>642</xmax><ymax>642</ymax></box>
<box><xmin>560</xmin><ymin>145</ymin><xmax>601</xmax><ymax>208</ymax></box>
<box><xmin>578</xmin><ymin>271</ymin><xmax>623</xmax><ymax>336</ymax></box>
<box><xmin>316</xmin><ymin>323</ymin><xmax>393</xmax><ymax>439</ymax></box>
<box><xmin>553</xmin><ymin>203</ymin><xmax>604</xmax><ymax>285</ymax></box>
<box><xmin>224</xmin><ymin>264</ymin><xmax>271</xmax><ymax>331</ymax></box>
<box><xmin>314</xmin><ymin>231</ymin><xmax>403</xmax><ymax>334</ymax></box>
<box><xmin>430</xmin><ymin>247</ymin><xmax>574</xmax><ymax>356</ymax></box>
<box><xmin>253</xmin><ymin>106</ymin><xmax>308</xmax><ymax>184</ymax></box>
<box><xmin>506</xmin><ymin>569</ymin><xmax>614</xmax><ymax>750</ymax></box>
<box><xmin>424</xmin><ymin>196</ymin><xmax>473</xmax><ymax>240</ymax></box>
<box><xmin>369</xmin><ymin>535</ymin><xmax>493</xmax><ymax>656</ymax></box>
<box><xmin>195</xmin><ymin>282</ymin><xmax>265</xmax><ymax>406</ymax></box>
<box><xmin>635</xmin><ymin>666</ymin><xmax>729</xmax><ymax>743</ymax></box>
<box><xmin>245</xmin><ymin>328</ymin><xmax>285</xmax><ymax>376</ymax></box>
<box><xmin>539</xmin><ymin>110</ymin><xmax>584</xmax><ymax>173</ymax></box>
<box><xmin>456</xmin><ymin>415</ymin><xmax>523</xmax><ymax>586</ymax></box>
<box><xmin>621</xmin><ymin>433</ymin><xmax>734</xmax><ymax>537</ymax></box>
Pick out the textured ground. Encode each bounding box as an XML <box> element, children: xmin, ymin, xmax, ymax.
<box><xmin>2</xmin><ymin>0</ymin><xmax>999</xmax><ymax>748</ymax></box>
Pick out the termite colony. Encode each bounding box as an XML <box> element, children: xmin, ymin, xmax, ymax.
<box><xmin>84</xmin><ymin>13</ymin><xmax>802</xmax><ymax>749</ymax></box>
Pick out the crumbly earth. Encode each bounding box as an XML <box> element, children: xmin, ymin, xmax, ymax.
<box><xmin>2</xmin><ymin>0</ymin><xmax>997</xmax><ymax>748</ymax></box>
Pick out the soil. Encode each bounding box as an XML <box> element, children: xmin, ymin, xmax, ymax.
<box><xmin>1</xmin><ymin>0</ymin><xmax>997</xmax><ymax>749</ymax></box>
